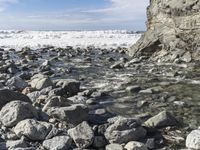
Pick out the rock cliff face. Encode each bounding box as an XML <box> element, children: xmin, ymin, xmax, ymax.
<box><xmin>130</xmin><ymin>0</ymin><xmax>200</xmax><ymax>62</ymax></box>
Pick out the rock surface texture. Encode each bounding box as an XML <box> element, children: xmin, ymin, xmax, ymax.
<box><xmin>130</xmin><ymin>0</ymin><xmax>200</xmax><ymax>62</ymax></box>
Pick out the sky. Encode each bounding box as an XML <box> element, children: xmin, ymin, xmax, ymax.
<box><xmin>0</xmin><ymin>0</ymin><xmax>149</xmax><ymax>30</ymax></box>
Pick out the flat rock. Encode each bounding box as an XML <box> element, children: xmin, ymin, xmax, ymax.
<box><xmin>105</xmin><ymin>117</ymin><xmax>146</xmax><ymax>144</ymax></box>
<box><xmin>68</xmin><ymin>121</ymin><xmax>94</xmax><ymax>148</ymax></box>
<box><xmin>0</xmin><ymin>101</ymin><xmax>38</xmax><ymax>127</ymax></box>
<box><xmin>144</xmin><ymin>111</ymin><xmax>178</xmax><ymax>128</ymax></box>
<box><xmin>106</xmin><ymin>143</ymin><xmax>123</xmax><ymax>150</ymax></box>
<box><xmin>46</xmin><ymin>104</ymin><xmax>89</xmax><ymax>125</ymax></box>
<box><xmin>43</xmin><ymin>136</ymin><xmax>72</xmax><ymax>150</ymax></box>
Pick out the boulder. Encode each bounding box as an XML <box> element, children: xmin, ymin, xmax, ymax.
<box><xmin>46</xmin><ymin>104</ymin><xmax>89</xmax><ymax>125</ymax></box>
<box><xmin>105</xmin><ymin>117</ymin><xmax>146</xmax><ymax>144</ymax></box>
<box><xmin>144</xmin><ymin>111</ymin><xmax>179</xmax><ymax>128</ymax></box>
<box><xmin>6</xmin><ymin>77</ymin><xmax>28</xmax><ymax>91</ymax></box>
<box><xmin>30</xmin><ymin>75</ymin><xmax>53</xmax><ymax>90</ymax></box>
<box><xmin>186</xmin><ymin>130</ymin><xmax>200</xmax><ymax>149</ymax></box>
<box><xmin>56</xmin><ymin>79</ymin><xmax>80</xmax><ymax>96</ymax></box>
<box><xmin>0</xmin><ymin>101</ymin><xmax>38</xmax><ymax>127</ymax></box>
<box><xmin>42</xmin><ymin>136</ymin><xmax>72</xmax><ymax>150</ymax></box>
<box><xmin>0</xmin><ymin>89</ymin><xmax>31</xmax><ymax>109</ymax></box>
<box><xmin>129</xmin><ymin>0</ymin><xmax>200</xmax><ymax>62</ymax></box>
<box><xmin>14</xmin><ymin>119</ymin><xmax>53</xmax><ymax>141</ymax></box>
<box><xmin>68</xmin><ymin>121</ymin><xmax>94</xmax><ymax>148</ymax></box>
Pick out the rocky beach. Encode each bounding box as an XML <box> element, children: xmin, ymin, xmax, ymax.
<box><xmin>0</xmin><ymin>0</ymin><xmax>200</xmax><ymax>150</ymax></box>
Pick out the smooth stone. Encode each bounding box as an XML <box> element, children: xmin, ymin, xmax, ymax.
<box><xmin>106</xmin><ymin>143</ymin><xmax>123</xmax><ymax>150</ymax></box>
<box><xmin>68</xmin><ymin>121</ymin><xmax>94</xmax><ymax>148</ymax></box>
<box><xmin>186</xmin><ymin>130</ymin><xmax>200</xmax><ymax>149</ymax></box>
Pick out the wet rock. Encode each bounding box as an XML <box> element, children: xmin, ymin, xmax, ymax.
<box><xmin>105</xmin><ymin>117</ymin><xmax>146</xmax><ymax>144</ymax></box>
<box><xmin>0</xmin><ymin>101</ymin><xmax>38</xmax><ymax>127</ymax></box>
<box><xmin>46</xmin><ymin>104</ymin><xmax>89</xmax><ymax>125</ymax></box>
<box><xmin>144</xmin><ymin>111</ymin><xmax>179</xmax><ymax>128</ymax></box>
<box><xmin>0</xmin><ymin>89</ymin><xmax>31</xmax><ymax>109</ymax></box>
<box><xmin>14</xmin><ymin>119</ymin><xmax>53</xmax><ymax>141</ymax></box>
<box><xmin>124</xmin><ymin>141</ymin><xmax>148</xmax><ymax>150</ymax></box>
<box><xmin>186</xmin><ymin>130</ymin><xmax>200</xmax><ymax>149</ymax></box>
<box><xmin>56</xmin><ymin>79</ymin><xmax>80</xmax><ymax>96</ymax></box>
<box><xmin>126</xmin><ymin>85</ymin><xmax>141</xmax><ymax>93</ymax></box>
<box><xmin>6</xmin><ymin>77</ymin><xmax>28</xmax><ymax>91</ymax></box>
<box><xmin>106</xmin><ymin>143</ymin><xmax>123</xmax><ymax>150</ymax></box>
<box><xmin>30</xmin><ymin>75</ymin><xmax>53</xmax><ymax>90</ymax></box>
<box><xmin>68</xmin><ymin>121</ymin><xmax>94</xmax><ymax>148</ymax></box>
<box><xmin>42</xmin><ymin>136</ymin><xmax>72</xmax><ymax>150</ymax></box>
<box><xmin>93</xmin><ymin>136</ymin><xmax>107</xmax><ymax>148</ymax></box>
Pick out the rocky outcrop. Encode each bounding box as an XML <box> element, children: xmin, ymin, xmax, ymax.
<box><xmin>129</xmin><ymin>0</ymin><xmax>200</xmax><ymax>62</ymax></box>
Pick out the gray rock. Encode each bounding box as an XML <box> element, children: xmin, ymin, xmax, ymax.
<box><xmin>6</xmin><ymin>77</ymin><xmax>28</xmax><ymax>91</ymax></box>
<box><xmin>186</xmin><ymin>130</ymin><xmax>200</xmax><ymax>149</ymax></box>
<box><xmin>42</xmin><ymin>136</ymin><xmax>72</xmax><ymax>150</ymax></box>
<box><xmin>30</xmin><ymin>75</ymin><xmax>53</xmax><ymax>90</ymax></box>
<box><xmin>46</xmin><ymin>104</ymin><xmax>89</xmax><ymax>125</ymax></box>
<box><xmin>68</xmin><ymin>121</ymin><xmax>94</xmax><ymax>148</ymax></box>
<box><xmin>105</xmin><ymin>117</ymin><xmax>146</xmax><ymax>144</ymax></box>
<box><xmin>93</xmin><ymin>136</ymin><xmax>107</xmax><ymax>148</ymax></box>
<box><xmin>0</xmin><ymin>101</ymin><xmax>38</xmax><ymax>127</ymax></box>
<box><xmin>14</xmin><ymin>119</ymin><xmax>52</xmax><ymax>141</ymax></box>
<box><xmin>56</xmin><ymin>79</ymin><xmax>80</xmax><ymax>96</ymax></box>
<box><xmin>129</xmin><ymin>0</ymin><xmax>200</xmax><ymax>62</ymax></box>
<box><xmin>124</xmin><ymin>141</ymin><xmax>148</xmax><ymax>150</ymax></box>
<box><xmin>0</xmin><ymin>138</ymin><xmax>28</xmax><ymax>150</ymax></box>
<box><xmin>0</xmin><ymin>89</ymin><xmax>31</xmax><ymax>109</ymax></box>
<box><xmin>126</xmin><ymin>86</ymin><xmax>141</xmax><ymax>93</ymax></box>
<box><xmin>106</xmin><ymin>143</ymin><xmax>123</xmax><ymax>150</ymax></box>
<box><xmin>144</xmin><ymin>111</ymin><xmax>178</xmax><ymax>128</ymax></box>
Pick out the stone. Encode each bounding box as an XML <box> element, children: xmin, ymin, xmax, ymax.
<box><xmin>126</xmin><ymin>86</ymin><xmax>141</xmax><ymax>93</ymax></box>
<box><xmin>110</xmin><ymin>61</ymin><xmax>124</xmax><ymax>69</ymax></box>
<box><xmin>56</xmin><ymin>79</ymin><xmax>80</xmax><ymax>96</ymax></box>
<box><xmin>186</xmin><ymin>130</ymin><xmax>200</xmax><ymax>149</ymax></box>
<box><xmin>42</xmin><ymin>136</ymin><xmax>72</xmax><ymax>150</ymax></box>
<box><xmin>46</xmin><ymin>104</ymin><xmax>89</xmax><ymax>125</ymax></box>
<box><xmin>0</xmin><ymin>101</ymin><xmax>38</xmax><ymax>127</ymax></box>
<box><xmin>105</xmin><ymin>117</ymin><xmax>146</xmax><ymax>144</ymax></box>
<box><xmin>14</xmin><ymin>119</ymin><xmax>52</xmax><ymax>141</ymax></box>
<box><xmin>93</xmin><ymin>136</ymin><xmax>107</xmax><ymax>148</ymax></box>
<box><xmin>30</xmin><ymin>76</ymin><xmax>53</xmax><ymax>90</ymax></box>
<box><xmin>106</xmin><ymin>143</ymin><xmax>123</xmax><ymax>150</ymax></box>
<box><xmin>6</xmin><ymin>77</ymin><xmax>28</xmax><ymax>91</ymax></box>
<box><xmin>0</xmin><ymin>89</ymin><xmax>31</xmax><ymax>109</ymax></box>
<box><xmin>68</xmin><ymin>121</ymin><xmax>94</xmax><ymax>148</ymax></box>
<box><xmin>129</xmin><ymin>0</ymin><xmax>200</xmax><ymax>62</ymax></box>
<box><xmin>124</xmin><ymin>141</ymin><xmax>148</xmax><ymax>150</ymax></box>
<box><xmin>144</xmin><ymin>111</ymin><xmax>179</xmax><ymax>128</ymax></box>
<box><xmin>6</xmin><ymin>138</ymin><xmax>28</xmax><ymax>149</ymax></box>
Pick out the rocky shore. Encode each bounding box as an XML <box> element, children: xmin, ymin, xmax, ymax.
<box><xmin>0</xmin><ymin>46</ymin><xmax>199</xmax><ymax>150</ymax></box>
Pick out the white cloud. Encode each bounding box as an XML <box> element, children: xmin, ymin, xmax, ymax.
<box><xmin>0</xmin><ymin>0</ymin><xmax>18</xmax><ymax>11</ymax></box>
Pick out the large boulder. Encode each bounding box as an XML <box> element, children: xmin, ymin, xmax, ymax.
<box><xmin>0</xmin><ymin>89</ymin><xmax>31</xmax><ymax>109</ymax></box>
<box><xmin>0</xmin><ymin>101</ymin><xmax>38</xmax><ymax>127</ymax></box>
<box><xmin>129</xmin><ymin>0</ymin><xmax>200</xmax><ymax>62</ymax></box>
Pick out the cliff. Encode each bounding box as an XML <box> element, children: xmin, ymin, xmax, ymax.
<box><xmin>129</xmin><ymin>0</ymin><xmax>200</xmax><ymax>62</ymax></box>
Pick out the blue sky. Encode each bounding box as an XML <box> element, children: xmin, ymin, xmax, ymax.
<box><xmin>0</xmin><ymin>0</ymin><xmax>149</xmax><ymax>30</ymax></box>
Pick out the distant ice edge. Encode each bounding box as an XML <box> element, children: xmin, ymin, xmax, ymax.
<box><xmin>0</xmin><ymin>30</ymin><xmax>141</xmax><ymax>50</ymax></box>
